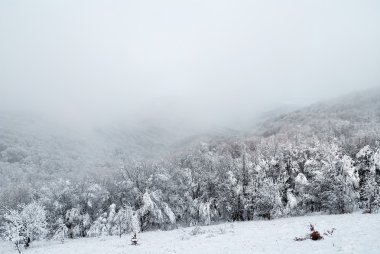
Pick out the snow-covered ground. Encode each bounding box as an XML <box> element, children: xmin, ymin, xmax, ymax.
<box><xmin>1</xmin><ymin>212</ymin><xmax>379</xmax><ymax>254</ymax></box>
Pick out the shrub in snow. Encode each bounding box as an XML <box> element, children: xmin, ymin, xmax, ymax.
<box><xmin>189</xmin><ymin>226</ymin><xmax>205</xmax><ymax>236</ymax></box>
<box><xmin>217</xmin><ymin>226</ymin><xmax>226</xmax><ymax>234</ymax></box>
<box><xmin>205</xmin><ymin>233</ymin><xmax>216</xmax><ymax>238</ymax></box>
<box><xmin>2</xmin><ymin>201</ymin><xmax>47</xmax><ymax>250</ymax></box>
<box><xmin>309</xmin><ymin>224</ymin><xmax>323</xmax><ymax>241</ymax></box>
<box><xmin>294</xmin><ymin>224</ymin><xmax>325</xmax><ymax>241</ymax></box>
<box><xmin>179</xmin><ymin>229</ymin><xmax>190</xmax><ymax>240</ymax></box>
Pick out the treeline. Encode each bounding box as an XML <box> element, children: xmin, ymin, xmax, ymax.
<box><xmin>1</xmin><ymin>134</ymin><xmax>380</xmax><ymax>245</ymax></box>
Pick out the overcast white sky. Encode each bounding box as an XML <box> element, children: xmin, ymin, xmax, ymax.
<box><xmin>1</xmin><ymin>0</ymin><xmax>380</xmax><ymax>127</ymax></box>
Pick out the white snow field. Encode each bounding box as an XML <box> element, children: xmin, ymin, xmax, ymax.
<box><xmin>1</xmin><ymin>212</ymin><xmax>379</xmax><ymax>254</ymax></box>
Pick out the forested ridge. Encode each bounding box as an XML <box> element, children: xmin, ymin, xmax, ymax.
<box><xmin>1</xmin><ymin>89</ymin><xmax>380</xmax><ymax>243</ymax></box>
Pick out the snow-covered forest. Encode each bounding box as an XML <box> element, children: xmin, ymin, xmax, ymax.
<box><xmin>1</xmin><ymin>90</ymin><xmax>380</xmax><ymax>247</ymax></box>
<box><xmin>2</xmin><ymin>0</ymin><xmax>380</xmax><ymax>253</ymax></box>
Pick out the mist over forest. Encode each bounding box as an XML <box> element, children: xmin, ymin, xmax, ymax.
<box><xmin>1</xmin><ymin>1</ymin><xmax>380</xmax><ymax>253</ymax></box>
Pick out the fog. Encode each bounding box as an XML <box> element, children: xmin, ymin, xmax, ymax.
<box><xmin>1</xmin><ymin>0</ymin><xmax>380</xmax><ymax>130</ymax></box>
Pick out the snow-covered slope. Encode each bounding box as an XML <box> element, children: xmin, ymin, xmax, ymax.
<box><xmin>1</xmin><ymin>212</ymin><xmax>379</xmax><ymax>254</ymax></box>
<box><xmin>0</xmin><ymin>110</ymin><xmax>237</xmax><ymax>188</ymax></box>
<box><xmin>256</xmin><ymin>88</ymin><xmax>380</xmax><ymax>138</ymax></box>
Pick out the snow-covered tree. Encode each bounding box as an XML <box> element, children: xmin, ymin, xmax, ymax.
<box><xmin>87</xmin><ymin>212</ymin><xmax>107</xmax><ymax>237</ymax></box>
<box><xmin>253</xmin><ymin>178</ymin><xmax>283</xmax><ymax>220</ymax></box>
<box><xmin>356</xmin><ymin>146</ymin><xmax>380</xmax><ymax>211</ymax></box>
<box><xmin>65</xmin><ymin>208</ymin><xmax>90</xmax><ymax>238</ymax></box>
<box><xmin>2</xmin><ymin>202</ymin><xmax>47</xmax><ymax>249</ymax></box>
<box><xmin>52</xmin><ymin>218</ymin><xmax>68</xmax><ymax>243</ymax></box>
<box><xmin>317</xmin><ymin>146</ymin><xmax>359</xmax><ymax>214</ymax></box>
<box><xmin>87</xmin><ymin>204</ymin><xmax>139</xmax><ymax>237</ymax></box>
<box><xmin>139</xmin><ymin>191</ymin><xmax>176</xmax><ymax>231</ymax></box>
<box><xmin>112</xmin><ymin>205</ymin><xmax>134</xmax><ymax>237</ymax></box>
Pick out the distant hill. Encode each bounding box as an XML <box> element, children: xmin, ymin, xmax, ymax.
<box><xmin>1</xmin><ymin>87</ymin><xmax>379</xmax><ymax>190</ymax></box>
<box><xmin>252</xmin><ymin>87</ymin><xmax>380</xmax><ymax>154</ymax></box>
<box><xmin>0</xmin><ymin>110</ymin><xmax>239</xmax><ymax>190</ymax></box>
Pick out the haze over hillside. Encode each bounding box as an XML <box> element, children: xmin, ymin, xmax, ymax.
<box><xmin>1</xmin><ymin>1</ymin><xmax>380</xmax><ymax>252</ymax></box>
<box><xmin>0</xmin><ymin>87</ymin><xmax>379</xmax><ymax>189</ymax></box>
<box><xmin>255</xmin><ymin>87</ymin><xmax>380</xmax><ymax>146</ymax></box>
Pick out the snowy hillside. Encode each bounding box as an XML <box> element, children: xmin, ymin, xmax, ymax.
<box><xmin>1</xmin><ymin>212</ymin><xmax>379</xmax><ymax>254</ymax></box>
<box><xmin>0</xmin><ymin>110</ymin><xmax>237</xmax><ymax>195</ymax></box>
<box><xmin>255</xmin><ymin>88</ymin><xmax>380</xmax><ymax>152</ymax></box>
<box><xmin>1</xmin><ymin>89</ymin><xmax>380</xmax><ymax>253</ymax></box>
<box><xmin>2</xmin><ymin>0</ymin><xmax>380</xmax><ymax>252</ymax></box>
